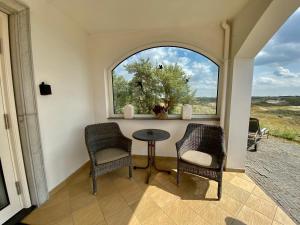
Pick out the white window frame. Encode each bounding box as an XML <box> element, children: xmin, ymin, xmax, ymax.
<box><xmin>106</xmin><ymin>42</ymin><xmax>223</xmax><ymax>120</ymax></box>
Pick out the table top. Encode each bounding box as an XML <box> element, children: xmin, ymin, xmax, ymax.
<box><xmin>132</xmin><ymin>129</ymin><xmax>170</xmax><ymax>142</ymax></box>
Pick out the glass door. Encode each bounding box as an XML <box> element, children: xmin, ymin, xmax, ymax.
<box><xmin>0</xmin><ymin>36</ymin><xmax>22</xmax><ymax>225</ymax></box>
<box><xmin>0</xmin><ymin>73</ymin><xmax>22</xmax><ymax>224</ymax></box>
<box><xmin>0</xmin><ymin>159</ymin><xmax>9</xmax><ymax>211</ymax></box>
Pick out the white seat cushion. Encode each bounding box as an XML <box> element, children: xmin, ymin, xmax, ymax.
<box><xmin>95</xmin><ymin>148</ymin><xmax>129</xmax><ymax>164</ymax></box>
<box><xmin>181</xmin><ymin>150</ymin><xmax>217</xmax><ymax>168</ymax></box>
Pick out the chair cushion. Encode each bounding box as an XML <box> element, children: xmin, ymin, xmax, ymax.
<box><xmin>181</xmin><ymin>150</ymin><xmax>218</xmax><ymax>168</ymax></box>
<box><xmin>95</xmin><ymin>148</ymin><xmax>129</xmax><ymax>165</ymax></box>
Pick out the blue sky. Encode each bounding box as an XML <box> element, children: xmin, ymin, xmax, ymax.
<box><xmin>253</xmin><ymin>7</ymin><xmax>300</xmax><ymax>96</ymax></box>
<box><xmin>114</xmin><ymin>47</ymin><xmax>219</xmax><ymax>97</ymax></box>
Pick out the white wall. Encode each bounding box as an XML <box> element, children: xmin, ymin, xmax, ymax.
<box><xmin>88</xmin><ymin>26</ymin><xmax>223</xmax><ymax>157</ymax></box>
<box><xmin>21</xmin><ymin>0</ymin><xmax>95</xmax><ymax>190</ymax></box>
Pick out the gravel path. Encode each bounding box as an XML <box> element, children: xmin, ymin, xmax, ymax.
<box><xmin>246</xmin><ymin>137</ymin><xmax>300</xmax><ymax>224</ymax></box>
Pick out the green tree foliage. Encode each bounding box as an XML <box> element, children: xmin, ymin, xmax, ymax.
<box><xmin>112</xmin><ymin>72</ymin><xmax>131</xmax><ymax>113</ymax></box>
<box><xmin>113</xmin><ymin>58</ymin><xmax>195</xmax><ymax>114</ymax></box>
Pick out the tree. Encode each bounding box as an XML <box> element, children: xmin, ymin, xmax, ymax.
<box><xmin>154</xmin><ymin>63</ymin><xmax>195</xmax><ymax>113</ymax></box>
<box><xmin>126</xmin><ymin>59</ymin><xmax>160</xmax><ymax>114</ymax></box>
<box><xmin>112</xmin><ymin>72</ymin><xmax>130</xmax><ymax>113</ymax></box>
<box><xmin>113</xmin><ymin>58</ymin><xmax>196</xmax><ymax>114</ymax></box>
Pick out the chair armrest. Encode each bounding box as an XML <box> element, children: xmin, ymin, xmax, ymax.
<box><xmin>219</xmin><ymin>149</ymin><xmax>226</xmax><ymax>171</ymax></box>
<box><xmin>118</xmin><ymin>136</ymin><xmax>132</xmax><ymax>152</ymax></box>
<box><xmin>87</xmin><ymin>150</ymin><xmax>97</xmax><ymax>166</ymax></box>
<box><xmin>176</xmin><ymin>138</ymin><xmax>189</xmax><ymax>158</ymax></box>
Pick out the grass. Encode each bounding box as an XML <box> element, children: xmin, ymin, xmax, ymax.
<box><xmin>251</xmin><ymin>104</ymin><xmax>300</xmax><ymax>143</ymax></box>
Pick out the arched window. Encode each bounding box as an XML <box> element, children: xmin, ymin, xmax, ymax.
<box><xmin>111</xmin><ymin>46</ymin><xmax>219</xmax><ymax>116</ymax></box>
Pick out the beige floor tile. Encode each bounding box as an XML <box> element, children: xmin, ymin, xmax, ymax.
<box><xmin>162</xmin><ymin>200</ymin><xmax>207</xmax><ymax>225</ymax></box>
<box><xmin>95</xmin><ymin>178</ymin><xmax>118</xmax><ymax>198</ymax></box>
<box><xmin>22</xmin><ymin>159</ymin><xmax>289</xmax><ymax>225</ymax></box>
<box><xmin>113</xmin><ymin>176</ymin><xmax>137</xmax><ymax>190</ymax></box>
<box><xmin>222</xmin><ymin>181</ymin><xmax>251</xmax><ymax>203</ymax></box>
<box><xmin>213</xmin><ymin>193</ymin><xmax>243</xmax><ymax>216</ymax></box>
<box><xmin>230</xmin><ymin>176</ymin><xmax>256</xmax><ymax>193</ymax></box>
<box><xmin>97</xmin><ymin>193</ymin><xmax>129</xmax><ymax>218</ymax></box>
<box><xmin>141</xmin><ymin>182</ymin><xmax>162</xmax><ymax>198</ymax></box>
<box><xmin>183</xmin><ymin>198</ymin><xmax>210</xmax><ymax>213</ymax></box>
<box><xmin>68</xmin><ymin>168</ymin><xmax>90</xmax><ymax>186</ymax></box>
<box><xmin>70</xmin><ymin>191</ymin><xmax>98</xmax><ymax>212</ymax></box>
<box><xmin>45</xmin><ymin>188</ymin><xmax>70</xmax><ymax>209</ymax></box>
<box><xmin>23</xmin><ymin>199</ymin><xmax>71</xmax><ymax>225</ymax></box>
<box><xmin>223</xmin><ymin>172</ymin><xmax>236</xmax><ymax>182</ymax></box>
<box><xmin>68</xmin><ymin>179</ymin><xmax>91</xmax><ymax>198</ymax></box>
<box><xmin>234</xmin><ymin>205</ymin><xmax>272</xmax><ymax>225</ymax></box>
<box><xmin>245</xmin><ymin>194</ymin><xmax>277</xmax><ymax>219</ymax></box>
<box><xmin>119</xmin><ymin>182</ymin><xmax>144</xmax><ymax>205</ymax></box>
<box><xmin>273</xmin><ymin>207</ymin><xmax>296</xmax><ymax>225</ymax></box>
<box><xmin>131</xmin><ymin>197</ymin><xmax>162</xmax><ymax>221</ymax></box>
<box><xmin>72</xmin><ymin>201</ymin><xmax>105</xmax><ymax>225</ymax></box>
<box><xmin>235</xmin><ymin>172</ymin><xmax>254</xmax><ymax>183</ymax></box>
<box><xmin>149</xmin><ymin>188</ymin><xmax>179</xmax><ymax>208</ymax></box>
<box><xmin>252</xmin><ymin>186</ymin><xmax>274</xmax><ymax>203</ymax></box>
<box><xmin>200</xmin><ymin>203</ymin><xmax>234</xmax><ymax>225</ymax></box>
<box><xmin>141</xmin><ymin>210</ymin><xmax>178</xmax><ymax>225</ymax></box>
<box><xmin>47</xmin><ymin>215</ymin><xmax>74</xmax><ymax>225</ymax></box>
<box><xmin>272</xmin><ymin>221</ymin><xmax>284</xmax><ymax>225</ymax></box>
<box><xmin>105</xmin><ymin>206</ymin><xmax>140</xmax><ymax>225</ymax></box>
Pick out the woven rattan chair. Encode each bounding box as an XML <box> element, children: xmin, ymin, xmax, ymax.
<box><xmin>176</xmin><ymin>123</ymin><xmax>226</xmax><ymax>200</ymax></box>
<box><xmin>85</xmin><ymin>122</ymin><xmax>132</xmax><ymax>194</ymax></box>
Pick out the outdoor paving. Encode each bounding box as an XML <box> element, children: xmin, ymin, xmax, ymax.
<box><xmin>246</xmin><ymin>136</ymin><xmax>300</xmax><ymax>224</ymax></box>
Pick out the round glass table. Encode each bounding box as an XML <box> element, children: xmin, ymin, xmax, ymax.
<box><xmin>132</xmin><ymin>129</ymin><xmax>171</xmax><ymax>184</ymax></box>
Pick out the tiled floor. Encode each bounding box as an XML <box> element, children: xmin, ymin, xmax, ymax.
<box><xmin>23</xmin><ymin>157</ymin><xmax>297</xmax><ymax>225</ymax></box>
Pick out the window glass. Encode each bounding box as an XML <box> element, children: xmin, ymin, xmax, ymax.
<box><xmin>112</xmin><ymin>46</ymin><xmax>219</xmax><ymax>115</ymax></box>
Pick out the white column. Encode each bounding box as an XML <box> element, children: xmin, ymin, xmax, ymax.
<box><xmin>225</xmin><ymin>58</ymin><xmax>254</xmax><ymax>170</ymax></box>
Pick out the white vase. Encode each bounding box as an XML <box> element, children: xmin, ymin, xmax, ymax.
<box><xmin>123</xmin><ymin>104</ymin><xmax>134</xmax><ymax>119</ymax></box>
<box><xmin>182</xmin><ymin>104</ymin><xmax>192</xmax><ymax>120</ymax></box>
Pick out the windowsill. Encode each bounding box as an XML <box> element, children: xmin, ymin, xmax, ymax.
<box><xmin>107</xmin><ymin>116</ymin><xmax>220</xmax><ymax>121</ymax></box>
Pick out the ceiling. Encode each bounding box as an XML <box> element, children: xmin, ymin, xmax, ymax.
<box><xmin>46</xmin><ymin>0</ymin><xmax>249</xmax><ymax>34</ymax></box>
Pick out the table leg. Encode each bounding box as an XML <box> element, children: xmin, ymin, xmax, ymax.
<box><xmin>134</xmin><ymin>140</ymin><xmax>171</xmax><ymax>184</ymax></box>
<box><xmin>146</xmin><ymin>141</ymin><xmax>154</xmax><ymax>183</ymax></box>
<box><xmin>133</xmin><ymin>145</ymin><xmax>150</xmax><ymax>169</ymax></box>
<box><xmin>152</xmin><ymin>141</ymin><xmax>171</xmax><ymax>174</ymax></box>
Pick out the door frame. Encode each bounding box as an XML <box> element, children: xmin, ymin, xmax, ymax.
<box><xmin>0</xmin><ymin>0</ymin><xmax>49</xmax><ymax>206</ymax></box>
<box><xmin>0</xmin><ymin>11</ymin><xmax>31</xmax><ymax>209</ymax></box>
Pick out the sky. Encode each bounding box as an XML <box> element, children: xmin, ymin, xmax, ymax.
<box><xmin>114</xmin><ymin>47</ymin><xmax>219</xmax><ymax>97</ymax></box>
<box><xmin>114</xmin><ymin>7</ymin><xmax>300</xmax><ymax>98</ymax></box>
<box><xmin>253</xmin><ymin>7</ymin><xmax>300</xmax><ymax>96</ymax></box>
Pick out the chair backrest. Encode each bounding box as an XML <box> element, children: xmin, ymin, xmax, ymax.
<box><xmin>182</xmin><ymin>123</ymin><xmax>224</xmax><ymax>156</ymax></box>
<box><xmin>249</xmin><ymin>118</ymin><xmax>260</xmax><ymax>133</ymax></box>
<box><xmin>85</xmin><ymin>122</ymin><xmax>123</xmax><ymax>153</ymax></box>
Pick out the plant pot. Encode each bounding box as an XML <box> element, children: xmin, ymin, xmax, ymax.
<box><xmin>156</xmin><ymin>112</ymin><xmax>168</xmax><ymax>120</ymax></box>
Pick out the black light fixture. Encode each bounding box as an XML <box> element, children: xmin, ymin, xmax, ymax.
<box><xmin>39</xmin><ymin>82</ymin><xmax>52</xmax><ymax>95</ymax></box>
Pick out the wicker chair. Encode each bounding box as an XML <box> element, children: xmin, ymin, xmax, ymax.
<box><xmin>85</xmin><ymin>122</ymin><xmax>132</xmax><ymax>194</ymax></box>
<box><xmin>176</xmin><ymin>123</ymin><xmax>226</xmax><ymax>200</ymax></box>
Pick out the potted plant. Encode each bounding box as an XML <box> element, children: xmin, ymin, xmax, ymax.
<box><xmin>152</xmin><ymin>104</ymin><xmax>168</xmax><ymax>119</ymax></box>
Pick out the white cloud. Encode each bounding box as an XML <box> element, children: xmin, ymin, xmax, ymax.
<box><xmin>273</xmin><ymin>66</ymin><xmax>299</xmax><ymax>78</ymax></box>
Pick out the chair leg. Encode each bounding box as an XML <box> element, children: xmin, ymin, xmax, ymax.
<box><xmin>129</xmin><ymin>164</ymin><xmax>133</xmax><ymax>178</ymax></box>
<box><xmin>92</xmin><ymin>174</ymin><xmax>97</xmax><ymax>195</ymax></box>
<box><xmin>177</xmin><ymin>165</ymin><xmax>180</xmax><ymax>186</ymax></box>
<box><xmin>217</xmin><ymin>181</ymin><xmax>222</xmax><ymax>200</ymax></box>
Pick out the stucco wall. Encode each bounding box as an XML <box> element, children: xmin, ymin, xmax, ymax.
<box><xmin>21</xmin><ymin>0</ymin><xmax>94</xmax><ymax>190</ymax></box>
<box><xmin>88</xmin><ymin>26</ymin><xmax>224</xmax><ymax>157</ymax></box>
